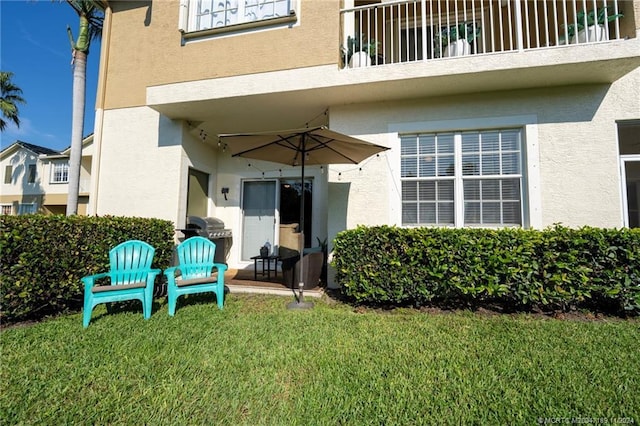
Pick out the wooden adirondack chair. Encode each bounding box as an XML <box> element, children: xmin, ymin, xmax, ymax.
<box><xmin>82</xmin><ymin>240</ymin><xmax>160</xmax><ymax>328</ymax></box>
<box><xmin>164</xmin><ymin>236</ymin><xmax>228</xmax><ymax>316</ymax></box>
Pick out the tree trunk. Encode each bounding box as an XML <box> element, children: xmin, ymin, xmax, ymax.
<box><xmin>66</xmin><ymin>50</ymin><xmax>86</xmax><ymax>216</ymax></box>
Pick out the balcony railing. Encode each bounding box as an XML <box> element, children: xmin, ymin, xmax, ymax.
<box><xmin>340</xmin><ymin>0</ymin><xmax>626</xmax><ymax>68</ymax></box>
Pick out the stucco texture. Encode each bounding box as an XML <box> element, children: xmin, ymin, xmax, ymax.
<box><xmin>95</xmin><ymin>107</ymin><xmax>185</xmax><ymax>221</ymax></box>
<box><xmin>101</xmin><ymin>0</ymin><xmax>340</xmax><ymax>110</ymax></box>
<box><xmin>329</xmin><ymin>67</ymin><xmax>640</xmax><ymax>230</ymax></box>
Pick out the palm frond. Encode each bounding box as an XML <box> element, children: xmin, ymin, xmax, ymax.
<box><xmin>0</xmin><ymin>71</ymin><xmax>26</xmax><ymax>132</ymax></box>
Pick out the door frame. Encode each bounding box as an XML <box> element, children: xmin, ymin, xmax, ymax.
<box><xmin>240</xmin><ymin>179</ymin><xmax>280</xmax><ymax>261</ymax></box>
<box><xmin>620</xmin><ymin>154</ymin><xmax>640</xmax><ymax>228</ymax></box>
<box><xmin>239</xmin><ymin>176</ymin><xmax>315</xmax><ymax>261</ymax></box>
<box><xmin>186</xmin><ymin>167</ymin><xmax>210</xmax><ymax>218</ymax></box>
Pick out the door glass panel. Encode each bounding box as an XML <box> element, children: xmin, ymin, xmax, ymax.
<box><xmin>280</xmin><ymin>178</ymin><xmax>312</xmax><ymax>248</ymax></box>
<box><xmin>625</xmin><ymin>161</ymin><xmax>640</xmax><ymax>228</ymax></box>
<box><xmin>242</xmin><ymin>181</ymin><xmax>276</xmax><ymax>260</ymax></box>
<box><xmin>618</xmin><ymin>121</ymin><xmax>640</xmax><ymax>228</ymax></box>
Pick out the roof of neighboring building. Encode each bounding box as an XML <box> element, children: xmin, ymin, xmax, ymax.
<box><xmin>16</xmin><ymin>141</ymin><xmax>59</xmax><ymax>155</ymax></box>
<box><xmin>58</xmin><ymin>133</ymin><xmax>94</xmax><ymax>155</ymax></box>
<box><xmin>1</xmin><ymin>134</ymin><xmax>95</xmax><ymax>160</ymax></box>
<box><xmin>0</xmin><ymin>140</ymin><xmax>60</xmax><ymax>158</ymax></box>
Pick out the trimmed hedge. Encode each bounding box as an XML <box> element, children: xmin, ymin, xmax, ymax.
<box><xmin>0</xmin><ymin>215</ymin><xmax>175</xmax><ymax>323</ymax></box>
<box><xmin>333</xmin><ymin>225</ymin><xmax>640</xmax><ymax>315</ymax></box>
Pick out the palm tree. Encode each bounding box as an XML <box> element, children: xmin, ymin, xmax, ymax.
<box><xmin>64</xmin><ymin>0</ymin><xmax>104</xmax><ymax>215</ymax></box>
<box><xmin>0</xmin><ymin>71</ymin><xmax>26</xmax><ymax>132</ymax></box>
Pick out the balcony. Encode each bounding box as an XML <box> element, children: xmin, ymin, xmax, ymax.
<box><xmin>149</xmin><ymin>0</ymin><xmax>639</xmax><ymax>138</ymax></box>
<box><xmin>340</xmin><ymin>0</ymin><xmax>633</xmax><ymax>68</ymax></box>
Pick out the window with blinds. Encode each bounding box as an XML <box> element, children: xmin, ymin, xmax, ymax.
<box><xmin>401</xmin><ymin>133</ymin><xmax>455</xmax><ymax>225</ymax></box>
<box><xmin>401</xmin><ymin>129</ymin><xmax>524</xmax><ymax>227</ymax></box>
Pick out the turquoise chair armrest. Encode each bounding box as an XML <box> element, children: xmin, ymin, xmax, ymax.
<box><xmin>163</xmin><ymin>267</ymin><xmax>180</xmax><ymax>285</ymax></box>
<box><xmin>147</xmin><ymin>269</ymin><xmax>161</xmax><ymax>283</ymax></box>
<box><xmin>163</xmin><ymin>266</ymin><xmax>178</xmax><ymax>276</ymax></box>
<box><xmin>81</xmin><ymin>272</ymin><xmax>110</xmax><ymax>290</ymax></box>
<box><xmin>213</xmin><ymin>263</ymin><xmax>228</xmax><ymax>273</ymax></box>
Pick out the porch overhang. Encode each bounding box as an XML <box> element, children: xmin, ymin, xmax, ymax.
<box><xmin>147</xmin><ymin>37</ymin><xmax>640</xmax><ymax>136</ymax></box>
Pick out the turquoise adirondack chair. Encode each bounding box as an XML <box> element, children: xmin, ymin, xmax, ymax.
<box><xmin>164</xmin><ymin>236</ymin><xmax>228</xmax><ymax>316</ymax></box>
<box><xmin>82</xmin><ymin>240</ymin><xmax>160</xmax><ymax>328</ymax></box>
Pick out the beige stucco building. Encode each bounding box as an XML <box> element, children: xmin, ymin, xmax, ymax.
<box><xmin>90</xmin><ymin>0</ymin><xmax>640</xmax><ymax>284</ymax></box>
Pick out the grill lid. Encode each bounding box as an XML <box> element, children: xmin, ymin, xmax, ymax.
<box><xmin>187</xmin><ymin>216</ymin><xmax>226</xmax><ymax>230</ymax></box>
<box><xmin>184</xmin><ymin>216</ymin><xmax>232</xmax><ymax>238</ymax></box>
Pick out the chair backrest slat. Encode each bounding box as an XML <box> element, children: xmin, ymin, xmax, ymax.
<box><xmin>177</xmin><ymin>237</ymin><xmax>217</xmax><ymax>279</ymax></box>
<box><xmin>109</xmin><ymin>240</ymin><xmax>155</xmax><ymax>285</ymax></box>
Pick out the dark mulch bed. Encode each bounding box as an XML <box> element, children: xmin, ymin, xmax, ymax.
<box><xmin>323</xmin><ymin>288</ymin><xmax>637</xmax><ymax>322</ymax></box>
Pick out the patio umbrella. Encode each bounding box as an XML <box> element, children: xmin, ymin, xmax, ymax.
<box><xmin>218</xmin><ymin>126</ymin><xmax>389</xmax><ymax>309</ymax></box>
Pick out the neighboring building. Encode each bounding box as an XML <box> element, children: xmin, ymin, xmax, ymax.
<box><xmin>91</xmin><ymin>0</ymin><xmax>640</xmax><ymax>283</ymax></box>
<box><xmin>0</xmin><ymin>136</ymin><xmax>94</xmax><ymax>215</ymax></box>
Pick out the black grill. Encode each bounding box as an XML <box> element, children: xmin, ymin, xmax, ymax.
<box><xmin>180</xmin><ymin>216</ymin><xmax>232</xmax><ymax>264</ymax></box>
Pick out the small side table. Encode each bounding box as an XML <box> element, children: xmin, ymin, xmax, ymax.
<box><xmin>250</xmin><ymin>255</ymin><xmax>280</xmax><ymax>280</ymax></box>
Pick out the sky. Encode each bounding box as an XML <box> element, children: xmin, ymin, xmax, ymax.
<box><xmin>1</xmin><ymin>0</ymin><xmax>101</xmax><ymax>152</ymax></box>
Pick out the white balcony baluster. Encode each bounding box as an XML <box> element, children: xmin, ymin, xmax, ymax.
<box><xmin>340</xmin><ymin>0</ymin><xmax>625</xmax><ymax>69</ymax></box>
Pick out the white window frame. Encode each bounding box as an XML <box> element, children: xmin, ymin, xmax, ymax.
<box><xmin>1</xmin><ymin>204</ymin><xmax>13</xmax><ymax>215</ymax></box>
<box><xmin>400</xmin><ymin>132</ymin><xmax>457</xmax><ymax>226</ymax></box>
<box><xmin>400</xmin><ymin>130</ymin><xmax>524</xmax><ymax>227</ymax></box>
<box><xmin>389</xmin><ymin>115</ymin><xmax>541</xmax><ymax>229</ymax></box>
<box><xmin>180</xmin><ymin>0</ymin><xmax>298</xmax><ymax>37</ymax></box>
<box><xmin>51</xmin><ymin>162</ymin><xmax>69</xmax><ymax>184</ymax></box>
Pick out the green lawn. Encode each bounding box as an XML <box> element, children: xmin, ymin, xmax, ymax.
<box><xmin>2</xmin><ymin>294</ymin><xmax>639</xmax><ymax>425</ymax></box>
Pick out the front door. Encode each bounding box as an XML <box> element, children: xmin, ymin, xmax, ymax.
<box><xmin>241</xmin><ymin>180</ymin><xmax>277</xmax><ymax>260</ymax></box>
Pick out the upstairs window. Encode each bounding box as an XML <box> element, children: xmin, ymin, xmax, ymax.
<box><xmin>401</xmin><ymin>129</ymin><xmax>524</xmax><ymax>227</ymax></box>
<box><xmin>51</xmin><ymin>162</ymin><xmax>69</xmax><ymax>184</ymax></box>
<box><xmin>4</xmin><ymin>165</ymin><xmax>12</xmax><ymax>184</ymax></box>
<box><xmin>182</xmin><ymin>0</ymin><xmax>294</xmax><ymax>34</ymax></box>
<box><xmin>28</xmin><ymin>164</ymin><xmax>37</xmax><ymax>183</ymax></box>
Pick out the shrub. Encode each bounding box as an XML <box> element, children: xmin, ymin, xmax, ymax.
<box><xmin>0</xmin><ymin>215</ymin><xmax>175</xmax><ymax>323</ymax></box>
<box><xmin>333</xmin><ymin>225</ymin><xmax>640</xmax><ymax>315</ymax></box>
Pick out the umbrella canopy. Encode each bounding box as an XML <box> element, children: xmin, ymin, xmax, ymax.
<box><xmin>218</xmin><ymin>126</ymin><xmax>389</xmax><ymax>308</ymax></box>
<box><xmin>219</xmin><ymin>126</ymin><xmax>389</xmax><ymax>166</ymax></box>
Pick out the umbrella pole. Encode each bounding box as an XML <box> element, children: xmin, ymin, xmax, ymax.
<box><xmin>287</xmin><ymin>134</ymin><xmax>313</xmax><ymax>310</ymax></box>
